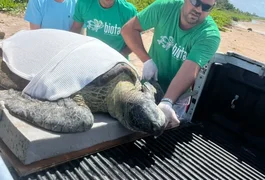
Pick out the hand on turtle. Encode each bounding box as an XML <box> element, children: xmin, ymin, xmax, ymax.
<box><xmin>158</xmin><ymin>101</ymin><xmax>180</xmax><ymax>128</ymax></box>
<box><xmin>142</xmin><ymin>59</ymin><xmax>158</xmax><ymax>81</ymax></box>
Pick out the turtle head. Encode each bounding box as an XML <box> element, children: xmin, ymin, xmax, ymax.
<box><xmin>107</xmin><ymin>79</ymin><xmax>166</xmax><ymax>136</ymax></box>
<box><xmin>122</xmin><ymin>96</ymin><xmax>167</xmax><ymax>136</ymax></box>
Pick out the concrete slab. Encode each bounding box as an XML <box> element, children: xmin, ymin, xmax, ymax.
<box><xmin>0</xmin><ymin>108</ymin><xmax>134</xmax><ymax>165</ymax></box>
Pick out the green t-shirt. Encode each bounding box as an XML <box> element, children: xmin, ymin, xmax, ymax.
<box><xmin>73</xmin><ymin>0</ymin><xmax>137</xmax><ymax>53</ymax></box>
<box><xmin>137</xmin><ymin>0</ymin><xmax>220</xmax><ymax>92</ymax></box>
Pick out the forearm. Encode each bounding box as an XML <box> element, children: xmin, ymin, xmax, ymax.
<box><xmin>70</xmin><ymin>21</ymin><xmax>83</xmax><ymax>34</ymax></box>
<box><xmin>120</xmin><ymin>45</ymin><xmax>132</xmax><ymax>57</ymax></box>
<box><xmin>164</xmin><ymin>60</ymin><xmax>200</xmax><ymax>103</ymax></box>
<box><xmin>121</xmin><ymin>18</ymin><xmax>150</xmax><ymax>62</ymax></box>
<box><xmin>29</xmin><ymin>23</ymin><xmax>40</xmax><ymax>30</ymax></box>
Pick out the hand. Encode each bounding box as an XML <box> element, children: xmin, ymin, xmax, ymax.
<box><xmin>142</xmin><ymin>59</ymin><xmax>158</xmax><ymax>81</ymax></box>
<box><xmin>158</xmin><ymin>101</ymin><xmax>180</xmax><ymax>128</ymax></box>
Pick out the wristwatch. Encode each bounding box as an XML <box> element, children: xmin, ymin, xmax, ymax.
<box><xmin>161</xmin><ymin>98</ymin><xmax>173</xmax><ymax>105</ymax></box>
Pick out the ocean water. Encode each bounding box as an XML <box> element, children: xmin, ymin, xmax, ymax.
<box><xmin>229</xmin><ymin>0</ymin><xmax>265</xmax><ymax>18</ymax></box>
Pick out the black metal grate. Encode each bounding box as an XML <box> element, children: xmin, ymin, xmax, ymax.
<box><xmin>15</xmin><ymin>125</ymin><xmax>265</xmax><ymax>180</ymax></box>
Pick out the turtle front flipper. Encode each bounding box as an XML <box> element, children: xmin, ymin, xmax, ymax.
<box><xmin>0</xmin><ymin>89</ymin><xmax>94</xmax><ymax>133</ymax></box>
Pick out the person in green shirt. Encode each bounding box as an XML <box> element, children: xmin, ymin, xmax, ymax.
<box><xmin>70</xmin><ymin>0</ymin><xmax>137</xmax><ymax>58</ymax></box>
<box><xmin>121</xmin><ymin>0</ymin><xmax>220</xmax><ymax>128</ymax></box>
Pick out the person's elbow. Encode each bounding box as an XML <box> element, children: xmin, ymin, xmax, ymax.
<box><xmin>70</xmin><ymin>21</ymin><xmax>83</xmax><ymax>33</ymax></box>
<box><xmin>121</xmin><ymin>20</ymin><xmax>131</xmax><ymax>38</ymax></box>
<box><xmin>122</xmin><ymin>16</ymin><xmax>143</xmax><ymax>36</ymax></box>
<box><xmin>121</xmin><ymin>17</ymin><xmax>137</xmax><ymax>36</ymax></box>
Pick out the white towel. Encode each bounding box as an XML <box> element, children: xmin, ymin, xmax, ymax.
<box><xmin>0</xmin><ymin>29</ymin><xmax>138</xmax><ymax>101</ymax></box>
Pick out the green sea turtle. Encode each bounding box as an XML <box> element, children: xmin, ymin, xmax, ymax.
<box><xmin>0</xmin><ymin>48</ymin><xmax>166</xmax><ymax>136</ymax></box>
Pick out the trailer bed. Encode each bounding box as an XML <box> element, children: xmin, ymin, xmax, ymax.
<box><xmin>8</xmin><ymin>122</ymin><xmax>264</xmax><ymax>180</ymax></box>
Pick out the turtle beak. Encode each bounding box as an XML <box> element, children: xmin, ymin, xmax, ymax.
<box><xmin>152</xmin><ymin>122</ymin><xmax>166</xmax><ymax>137</ymax></box>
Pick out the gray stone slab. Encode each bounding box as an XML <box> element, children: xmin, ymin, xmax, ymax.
<box><xmin>0</xmin><ymin>108</ymin><xmax>133</xmax><ymax>165</ymax></box>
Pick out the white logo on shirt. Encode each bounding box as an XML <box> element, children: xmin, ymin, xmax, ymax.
<box><xmin>86</xmin><ymin>19</ymin><xmax>121</xmax><ymax>35</ymax></box>
<box><xmin>87</xmin><ymin>19</ymin><xmax>104</xmax><ymax>32</ymax></box>
<box><xmin>157</xmin><ymin>36</ymin><xmax>174</xmax><ymax>50</ymax></box>
<box><xmin>157</xmin><ymin>36</ymin><xmax>187</xmax><ymax>61</ymax></box>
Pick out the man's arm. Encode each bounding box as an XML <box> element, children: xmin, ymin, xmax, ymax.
<box><xmin>161</xmin><ymin>31</ymin><xmax>220</xmax><ymax>127</ymax></box>
<box><xmin>70</xmin><ymin>0</ymin><xmax>87</xmax><ymax>34</ymax></box>
<box><xmin>158</xmin><ymin>60</ymin><xmax>200</xmax><ymax>128</ymax></box>
<box><xmin>121</xmin><ymin>17</ymin><xmax>150</xmax><ymax>62</ymax></box>
<box><xmin>121</xmin><ymin>1</ymin><xmax>163</xmax><ymax>80</ymax></box>
<box><xmin>119</xmin><ymin>2</ymin><xmax>137</xmax><ymax>57</ymax></box>
<box><xmin>70</xmin><ymin>21</ymin><xmax>84</xmax><ymax>34</ymax></box>
<box><xmin>29</xmin><ymin>23</ymin><xmax>41</xmax><ymax>30</ymax></box>
<box><xmin>165</xmin><ymin>33</ymin><xmax>220</xmax><ymax>103</ymax></box>
<box><xmin>24</xmin><ymin>0</ymin><xmax>42</xmax><ymax>30</ymax></box>
<box><xmin>164</xmin><ymin>60</ymin><xmax>200</xmax><ymax>103</ymax></box>
<box><xmin>119</xmin><ymin>45</ymin><xmax>132</xmax><ymax>57</ymax></box>
<box><xmin>121</xmin><ymin>0</ymin><xmax>162</xmax><ymax>62</ymax></box>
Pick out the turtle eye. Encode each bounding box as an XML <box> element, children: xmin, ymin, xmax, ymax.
<box><xmin>140</xmin><ymin>82</ymin><xmax>156</xmax><ymax>101</ymax></box>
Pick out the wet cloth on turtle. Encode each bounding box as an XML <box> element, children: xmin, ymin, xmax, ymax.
<box><xmin>0</xmin><ymin>29</ymin><xmax>138</xmax><ymax>101</ymax></box>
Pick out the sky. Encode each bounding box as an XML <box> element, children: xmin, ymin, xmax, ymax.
<box><xmin>229</xmin><ymin>0</ymin><xmax>265</xmax><ymax>18</ymax></box>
